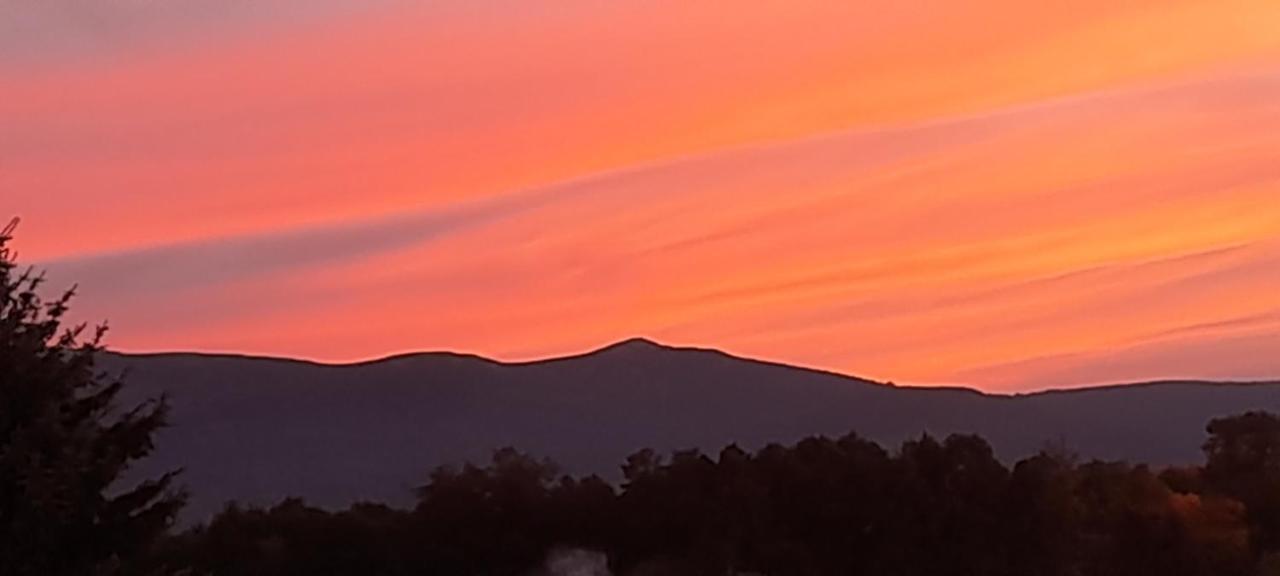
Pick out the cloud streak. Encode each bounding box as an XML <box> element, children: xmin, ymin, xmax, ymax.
<box><xmin>38</xmin><ymin>185</ymin><xmax>562</xmax><ymax>297</ymax></box>
<box><xmin>4</xmin><ymin>1</ymin><xmax>1280</xmax><ymax>390</ymax></box>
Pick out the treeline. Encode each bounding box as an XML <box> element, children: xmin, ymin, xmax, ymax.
<box><xmin>152</xmin><ymin>412</ymin><xmax>1280</xmax><ymax>576</ymax></box>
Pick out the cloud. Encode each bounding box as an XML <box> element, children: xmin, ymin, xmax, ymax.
<box><xmin>5</xmin><ymin>2</ymin><xmax>1280</xmax><ymax>389</ymax></box>
<box><xmin>37</xmin><ymin>189</ymin><xmax>551</xmax><ymax>299</ymax></box>
<box><xmin>958</xmin><ymin>325</ymin><xmax>1280</xmax><ymax>393</ymax></box>
<box><xmin>0</xmin><ymin>1</ymin><xmax>387</xmax><ymax>70</ymax></box>
<box><xmin>28</xmin><ymin>69</ymin><xmax>1280</xmax><ymax>386</ymax></box>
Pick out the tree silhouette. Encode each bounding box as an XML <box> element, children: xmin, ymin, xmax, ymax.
<box><xmin>162</xmin><ymin>415</ymin><xmax>1280</xmax><ymax>576</ymax></box>
<box><xmin>1204</xmin><ymin>412</ymin><xmax>1280</xmax><ymax>554</ymax></box>
<box><xmin>0</xmin><ymin>223</ymin><xmax>184</xmax><ymax>576</ymax></box>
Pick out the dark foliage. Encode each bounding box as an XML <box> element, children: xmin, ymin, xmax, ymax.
<box><xmin>0</xmin><ymin>223</ymin><xmax>185</xmax><ymax>576</ymax></box>
<box><xmin>164</xmin><ymin>414</ymin><xmax>1280</xmax><ymax>576</ymax></box>
<box><xmin>1204</xmin><ymin>412</ymin><xmax>1280</xmax><ymax>552</ymax></box>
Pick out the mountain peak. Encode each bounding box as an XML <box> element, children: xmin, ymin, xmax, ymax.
<box><xmin>593</xmin><ymin>337</ymin><xmax>670</xmax><ymax>354</ymax></box>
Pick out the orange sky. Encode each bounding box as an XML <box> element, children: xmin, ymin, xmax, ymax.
<box><xmin>3</xmin><ymin>0</ymin><xmax>1280</xmax><ymax>391</ymax></box>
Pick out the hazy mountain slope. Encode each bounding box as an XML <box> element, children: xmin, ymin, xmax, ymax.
<box><xmin>101</xmin><ymin>339</ymin><xmax>1280</xmax><ymax>522</ymax></box>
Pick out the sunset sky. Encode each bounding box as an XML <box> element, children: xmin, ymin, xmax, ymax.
<box><xmin>4</xmin><ymin>1</ymin><xmax>1279</xmax><ymax>391</ymax></box>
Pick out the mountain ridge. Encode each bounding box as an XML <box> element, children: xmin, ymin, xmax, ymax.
<box><xmin>104</xmin><ymin>337</ymin><xmax>1277</xmax><ymax>397</ymax></box>
<box><xmin>98</xmin><ymin>339</ymin><xmax>1280</xmax><ymax>523</ymax></box>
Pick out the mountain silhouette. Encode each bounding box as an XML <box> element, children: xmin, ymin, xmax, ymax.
<box><xmin>102</xmin><ymin>339</ymin><xmax>1280</xmax><ymax>522</ymax></box>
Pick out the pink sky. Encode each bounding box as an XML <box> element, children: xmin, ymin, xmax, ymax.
<box><xmin>3</xmin><ymin>1</ymin><xmax>1280</xmax><ymax>391</ymax></box>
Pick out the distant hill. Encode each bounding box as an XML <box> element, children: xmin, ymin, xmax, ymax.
<box><xmin>102</xmin><ymin>339</ymin><xmax>1280</xmax><ymax>522</ymax></box>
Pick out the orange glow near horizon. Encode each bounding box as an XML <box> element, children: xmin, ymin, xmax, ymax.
<box><xmin>3</xmin><ymin>1</ymin><xmax>1280</xmax><ymax>391</ymax></box>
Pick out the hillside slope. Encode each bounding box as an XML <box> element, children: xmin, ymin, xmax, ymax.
<box><xmin>102</xmin><ymin>339</ymin><xmax>1280</xmax><ymax>521</ymax></box>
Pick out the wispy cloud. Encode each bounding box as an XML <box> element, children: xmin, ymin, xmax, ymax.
<box><xmin>4</xmin><ymin>1</ymin><xmax>1280</xmax><ymax>389</ymax></box>
<box><xmin>36</xmin><ymin>185</ymin><xmax>568</xmax><ymax>299</ymax></box>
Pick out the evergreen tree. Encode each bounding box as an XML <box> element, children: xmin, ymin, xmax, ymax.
<box><xmin>0</xmin><ymin>221</ymin><xmax>184</xmax><ymax>576</ymax></box>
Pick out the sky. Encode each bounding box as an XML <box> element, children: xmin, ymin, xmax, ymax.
<box><xmin>3</xmin><ymin>0</ymin><xmax>1279</xmax><ymax>392</ymax></box>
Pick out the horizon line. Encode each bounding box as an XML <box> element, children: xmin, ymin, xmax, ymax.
<box><xmin>102</xmin><ymin>337</ymin><xmax>1280</xmax><ymax>398</ymax></box>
